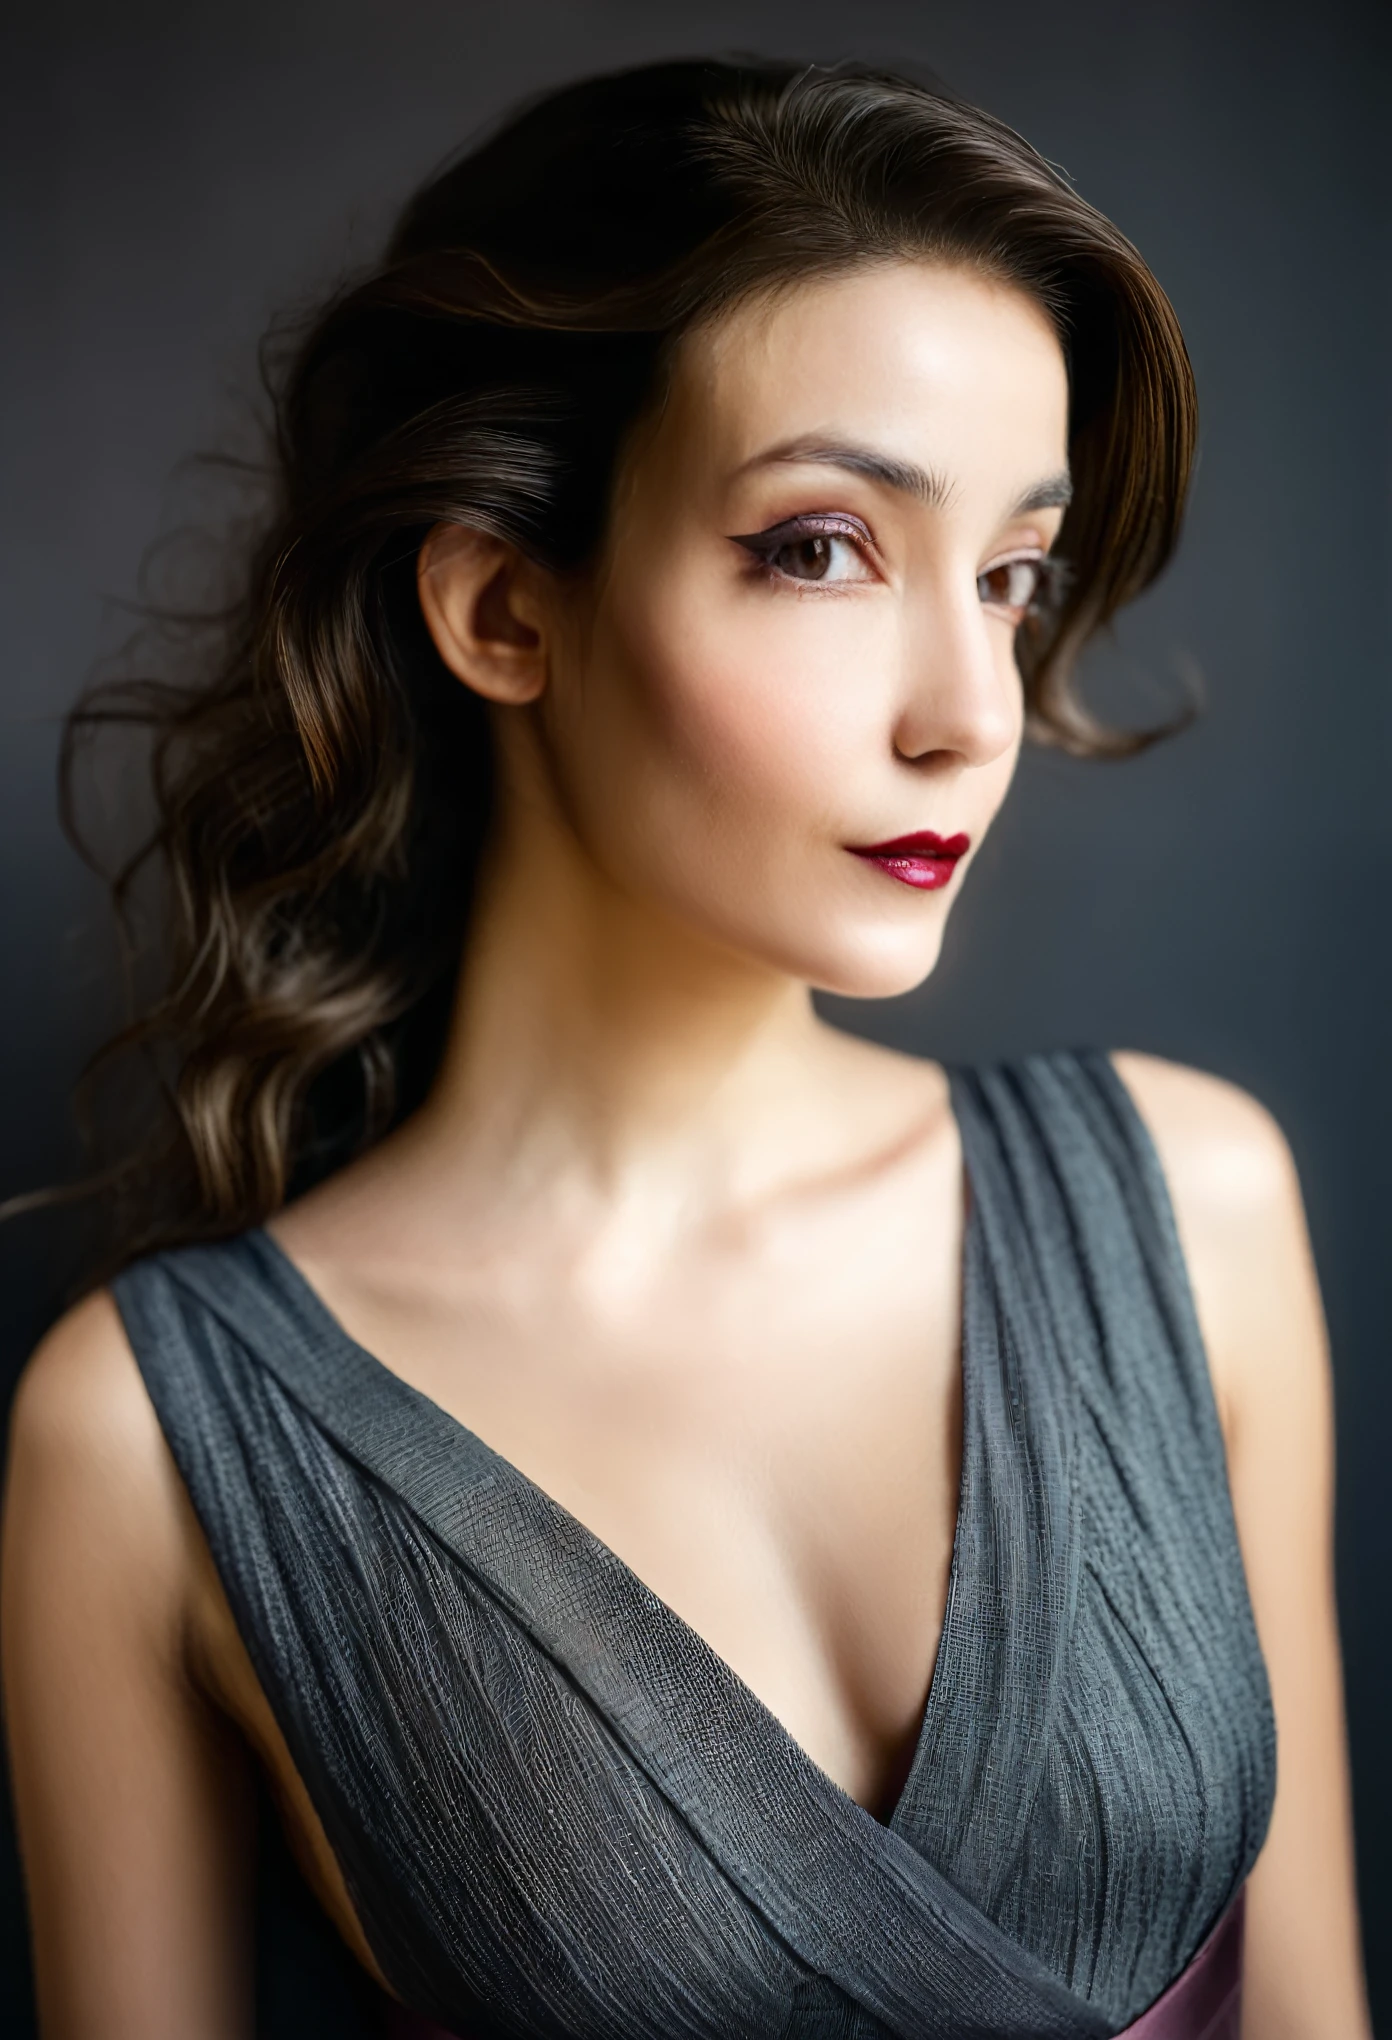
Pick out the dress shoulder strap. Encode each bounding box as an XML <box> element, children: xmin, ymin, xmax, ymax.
<box><xmin>949</xmin><ymin>1046</ymin><xmax>1218</xmax><ymax>1400</ymax></box>
<box><xmin>904</xmin><ymin>1047</ymin><xmax>1274</xmax><ymax>2025</ymax></box>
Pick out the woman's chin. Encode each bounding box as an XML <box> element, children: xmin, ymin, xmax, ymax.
<box><xmin>801</xmin><ymin>922</ymin><xmax>949</xmax><ymax>1003</ymax></box>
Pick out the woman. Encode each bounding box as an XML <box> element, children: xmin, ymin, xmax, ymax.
<box><xmin>0</xmin><ymin>57</ymin><xmax>1370</xmax><ymax>2040</ymax></box>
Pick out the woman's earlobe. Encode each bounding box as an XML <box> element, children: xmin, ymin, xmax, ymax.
<box><xmin>417</xmin><ymin>524</ymin><xmax>548</xmax><ymax>705</ymax></box>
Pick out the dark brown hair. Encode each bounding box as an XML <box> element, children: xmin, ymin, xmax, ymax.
<box><xmin>49</xmin><ymin>56</ymin><xmax>1196</xmax><ymax>1262</ymax></box>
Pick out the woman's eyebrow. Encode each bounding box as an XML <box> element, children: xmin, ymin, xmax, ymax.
<box><xmin>1012</xmin><ymin>470</ymin><xmax>1073</xmax><ymax>514</ymax></box>
<box><xmin>738</xmin><ymin>436</ymin><xmax>1072</xmax><ymax>517</ymax></box>
<box><xmin>740</xmin><ymin>436</ymin><xmax>953</xmax><ymax>506</ymax></box>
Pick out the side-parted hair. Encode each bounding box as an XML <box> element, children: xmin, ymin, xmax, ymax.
<box><xmin>54</xmin><ymin>57</ymin><xmax>1196</xmax><ymax>1258</ymax></box>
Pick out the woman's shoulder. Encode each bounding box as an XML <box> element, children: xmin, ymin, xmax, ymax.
<box><xmin>1107</xmin><ymin>1050</ymin><xmax>1321</xmax><ymax>1441</ymax></box>
<box><xmin>1109</xmin><ymin>1048</ymin><xmax>1305</xmax><ymax>1283</ymax></box>
<box><xmin>4</xmin><ymin>1288</ymin><xmax>197</xmax><ymax>1672</ymax></box>
<box><xmin>9</xmin><ymin>1289</ymin><xmax>168</xmax><ymax>1507</ymax></box>
<box><xmin>1109</xmin><ymin>1049</ymin><xmax>1296</xmax><ymax>1196</ymax></box>
<box><xmin>11</xmin><ymin>1237</ymin><xmax>253</xmax><ymax>1478</ymax></box>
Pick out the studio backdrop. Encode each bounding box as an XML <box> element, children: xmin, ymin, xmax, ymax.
<box><xmin>2</xmin><ymin>2</ymin><xmax>1388</xmax><ymax>2033</ymax></box>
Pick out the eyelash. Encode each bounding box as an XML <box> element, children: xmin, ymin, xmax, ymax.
<box><xmin>733</xmin><ymin>514</ymin><xmax>1071</xmax><ymax>623</ymax></box>
<box><xmin>977</xmin><ymin>552</ymin><xmax>1072</xmax><ymax>624</ymax></box>
<box><xmin>734</xmin><ymin>514</ymin><xmax>874</xmax><ymax>589</ymax></box>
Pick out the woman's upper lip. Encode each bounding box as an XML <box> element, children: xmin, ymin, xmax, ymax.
<box><xmin>849</xmin><ymin>830</ymin><xmax>971</xmax><ymax>857</ymax></box>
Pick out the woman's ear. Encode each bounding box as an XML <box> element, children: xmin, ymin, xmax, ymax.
<box><xmin>417</xmin><ymin>524</ymin><xmax>549</xmax><ymax>705</ymax></box>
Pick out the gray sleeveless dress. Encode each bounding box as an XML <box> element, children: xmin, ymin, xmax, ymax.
<box><xmin>112</xmin><ymin>1050</ymin><xmax>1275</xmax><ymax>2039</ymax></box>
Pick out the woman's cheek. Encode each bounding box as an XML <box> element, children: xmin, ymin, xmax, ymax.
<box><xmin>636</xmin><ymin>593</ymin><xmax>891</xmax><ymax>824</ymax></box>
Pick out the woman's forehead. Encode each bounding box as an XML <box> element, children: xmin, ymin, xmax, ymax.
<box><xmin>656</xmin><ymin>263</ymin><xmax>1070</xmax><ymax>504</ymax></box>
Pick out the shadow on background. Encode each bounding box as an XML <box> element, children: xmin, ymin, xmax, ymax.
<box><xmin>2</xmin><ymin>0</ymin><xmax>1388</xmax><ymax>2030</ymax></box>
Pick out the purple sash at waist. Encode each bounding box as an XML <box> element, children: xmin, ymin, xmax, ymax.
<box><xmin>1117</xmin><ymin>1887</ymin><xmax>1244</xmax><ymax>2040</ymax></box>
<box><xmin>383</xmin><ymin>1886</ymin><xmax>1244</xmax><ymax>2040</ymax></box>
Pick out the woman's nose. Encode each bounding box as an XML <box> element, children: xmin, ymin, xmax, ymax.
<box><xmin>891</xmin><ymin>576</ymin><xmax>1021</xmax><ymax>769</ymax></box>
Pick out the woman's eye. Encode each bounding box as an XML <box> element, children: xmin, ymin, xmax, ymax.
<box><xmin>769</xmin><ymin>532</ymin><xmax>864</xmax><ymax>582</ymax></box>
<box><xmin>735</xmin><ymin>520</ymin><xmax>873</xmax><ymax>586</ymax></box>
<box><xmin>976</xmin><ymin>556</ymin><xmax>1051</xmax><ymax>622</ymax></box>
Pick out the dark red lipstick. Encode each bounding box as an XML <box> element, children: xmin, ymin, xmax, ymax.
<box><xmin>848</xmin><ymin>830</ymin><xmax>971</xmax><ymax>891</ymax></box>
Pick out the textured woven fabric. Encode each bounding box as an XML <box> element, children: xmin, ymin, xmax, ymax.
<box><xmin>113</xmin><ymin>1049</ymin><xmax>1274</xmax><ymax>2039</ymax></box>
<box><xmin>388</xmin><ymin>1894</ymin><xmax>1245</xmax><ymax>2040</ymax></box>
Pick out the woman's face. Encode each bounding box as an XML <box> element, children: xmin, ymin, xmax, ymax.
<box><xmin>535</xmin><ymin>260</ymin><xmax>1071</xmax><ymax>999</ymax></box>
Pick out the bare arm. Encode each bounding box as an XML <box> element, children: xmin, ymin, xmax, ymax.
<box><xmin>2</xmin><ymin>1291</ymin><xmax>255</xmax><ymax>2040</ymax></box>
<box><xmin>1115</xmin><ymin>1053</ymin><xmax>1371</xmax><ymax>2040</ymax></box>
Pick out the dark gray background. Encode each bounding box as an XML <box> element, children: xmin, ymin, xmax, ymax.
<box><xmin>2</xmin><ymin>1</ymin><xmax>1388</xmax><ymax>2032</ymax></box>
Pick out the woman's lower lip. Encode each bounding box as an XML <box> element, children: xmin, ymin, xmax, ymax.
<box><xmin>851</xmin><ymin>850</ymin><xmax>962</xmax><ymax>890</ymax></box>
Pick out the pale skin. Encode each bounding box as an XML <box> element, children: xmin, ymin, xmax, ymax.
<box><xmin>1</xmin><ymin>262</ymin><xmax>1370</xmax><ymax>2037</ymax></box>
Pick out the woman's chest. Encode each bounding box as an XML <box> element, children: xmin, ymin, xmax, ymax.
<box><xmin>274</xmin><ymin>1176</ymin><xmax>966</xmax><ymax>1813</ymax></box>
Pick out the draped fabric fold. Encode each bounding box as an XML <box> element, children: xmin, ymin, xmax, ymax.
<box><xmin>388</xmin><ymin>1893</ymin><xmax>1242</xmax><ymax>2040</ymax></box>
<box><xmin>113</xmin><ymin>1050</ymin><xmax>1273</xmax><ymax>2038</ymax></box>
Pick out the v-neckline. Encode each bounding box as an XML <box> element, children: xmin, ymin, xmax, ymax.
<box><xmin>248</xmin><ymin>1080</ymin><xmax>983</xmax><ymax>1835</ymax></box>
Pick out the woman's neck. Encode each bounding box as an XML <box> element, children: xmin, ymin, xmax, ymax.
<box><xmin>402</xmin><ymin>808</ymin><xmax>866</xmax><ymax>1233</ymax></box>
<box><xmin>420</xmin><ymin>820</ymin><xmax>836</xmax><ymax>1207</ymax></box>
<box><xmin>275</xmin><ymin>796</ymin><xmax>952</xmax><ymax>1303</ymax></box>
